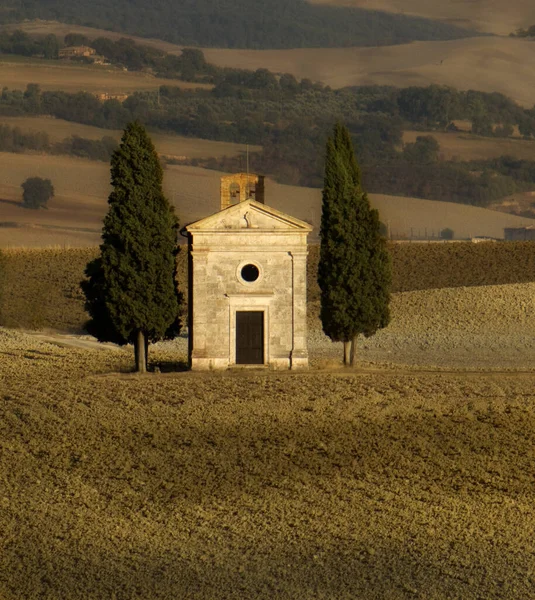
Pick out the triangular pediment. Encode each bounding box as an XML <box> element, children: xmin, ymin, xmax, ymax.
<box><xmin>186</xmin><ymin>199</ymin><xmax>313</xmax><ymax>232</ymax></box>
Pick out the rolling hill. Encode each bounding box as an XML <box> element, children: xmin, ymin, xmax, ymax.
<box><xmin>4</xmin><ymin>0</ymin><xmax>478</xmax><ymax>49</ymax></box>
<box><xmin>9</xmin><ymin>22</ymin><xmax>535</xmax><ymax>107</ymax></box>
<box><xmin>0</xmin><ymin>115</ymin><xmax>259</xmax><ymax>160</ymax></box>
<box><xmin>1</xmin><ymin>154</ymin><xmax>534</xmax><ymax>248</ymax></box>
<box><xmin>201</xmin><ymin>36</ymin><xmax>535</xmax><ymax>108</ymax></box>
<box><xmin>1</xmin><ymin>20</ymin><xmax>534</xmax><ymax>239</ymax></box>
<box><xmin>0</xmin><ymin>54</ymin><xmax>210</xmax><ymax>95</ymax></box>
<box><xmin>310</xmin><ymin>0</ymin><xmax>535</xmax><ymax>36</ymax></box>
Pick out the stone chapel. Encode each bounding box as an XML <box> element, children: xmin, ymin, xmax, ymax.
<box><xmin>185</xmin><ymin>173</ymin><xmax>312</xmax><ymax>370</ymax></box>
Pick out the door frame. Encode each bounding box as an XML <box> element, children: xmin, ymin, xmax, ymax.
<box><xmin>227</xmin><ymin>294</ymin><xmax>272</xmax><ymax>366</ymax></box>
<box><xmin>235</xmin><ymin>310</ymin><xmax>265</xmax><ymax>365</ymax></box>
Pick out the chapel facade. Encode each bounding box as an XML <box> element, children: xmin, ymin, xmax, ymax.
<box><xmin>185</xmin><ymin>173</ymin><xmax>312</xmax><ymax>370</ymax></box>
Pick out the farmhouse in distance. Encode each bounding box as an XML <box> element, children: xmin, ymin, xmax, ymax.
<box><xmin>58</xmin><ymin>44</ymin><xmax>96</xmax><ymax>58</ymax></box>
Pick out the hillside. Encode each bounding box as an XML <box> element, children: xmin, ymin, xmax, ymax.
<box><xmin>0</xmin><ymin>55</ymin><xmax>210</xmax><ymax>95</ymax></box>
<box><xmin>0</xmin><ymin>116</ymin><xmax>259</xmax><ymax>160</ymax></box>
<box><xmin>310</xmin><ymin>0</ymin><xmax>535</xmax><ymax>36</ymax></box>
<box><xmin>4</xmin><ymin>0</ymin><xmax>478</xmax><ymax>49</ymax></box>
<box><xmin>9</xmin><ymin>22</ymin><xmax>533</xmax><ymax>107</ymax></box>
<box><xmin>1</xmin><ymin>155</ymin><xmax>534</xmax><ymax>248</ymax></box>
<box><xmin>2</xmin><ymin>23</ymin><xmax>535</xmax><ymax>220</ymax></box>
<box><xmin>402</xmin><ymin>130</ymin><xmax>535</xmax><ymax>162</ymax></box>
<box><xmin>201</xmin><ymin>36</ymin><xmax>535</xmax><ymax>108</ymax></box>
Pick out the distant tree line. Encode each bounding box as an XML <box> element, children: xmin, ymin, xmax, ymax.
<box><xmin>0</xmin><ymin>29</ymin><xmax>60</xmax><ymax>58</ymax></box>
<box><xmin>3</xmin><ymin>32</ymin><xmax>535</xmax><ymax>139</ymax></box>
<box><xmin>7</xmin><ymin>30</ymin><xmax>533</xmax><ymax>140</ymax></box>
<box><xmin>0</xmin><ymin>122</ymin><xmax>117</xmax><ymax>161</ymax></box>
<box><xmin>510</xmin><ymin>26</ymin><xmax>535</xmax><ymax>38</ymax></box>
<box><xmin>4</xmin><ymin>0</ymin><xmax>478</xmax><ymax>49</ymax></box>
<box><xmin>3</xmin><ymin>77</ymin><xmax>535</xmax><ymax>207</ymax></box>
<box><xmin>5</xmin><ymin>78</ymin><xmax>535</xmax><ymax>142</ymax></box>
<box><xmin>0</xmin><ymin>123</ymin><xmax>49</xmax><ymax>153</ymax></box>
<box><xmin>0</xmin><ymin>30</ymin><xmax>216</xmax><ymax>82</ymax></box>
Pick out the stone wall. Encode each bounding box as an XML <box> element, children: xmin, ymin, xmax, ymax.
<box><xmin>190</xmin><ymin>234</ymin><xmax>308</xmax><ymax>370</ymax></box>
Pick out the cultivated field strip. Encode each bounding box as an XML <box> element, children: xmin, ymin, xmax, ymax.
<box><xmin>3</xmin><ymin>243</ymin><xmax>535</xmax><ymax>333</ymax></box>
<box><xmin>0</xmin><ymin>55</ymin><xmax>210</xmax><ymax>94</ymax></box>
<box><xmin>1</xmin><ymin>327</ymin><xmax>534</xmax><ymax>598</ymax></box>
<box><xmin>4</xmin><ymin>245</ymin><xmax>535</xmax><ymax>369</ymax></box>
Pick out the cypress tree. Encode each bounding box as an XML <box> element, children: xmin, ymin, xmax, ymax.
<box><xmin>318</xmin><ymin>122</ymin><xmax>391</xmax><ymax>366</ymax></box>
<box><xmin>81</xmin><ymin>121</ymin><xmax>182</xmax><ymax>372</ymax></box>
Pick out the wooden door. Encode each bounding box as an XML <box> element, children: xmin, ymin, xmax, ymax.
<box><xmin>236</xmin><ymin>311</ymin><xmax>264</xmax><ymax>364</ymax></box>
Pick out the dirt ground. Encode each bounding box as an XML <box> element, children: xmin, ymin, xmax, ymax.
<box><xmin>4</xmin><ymin>244</ymin><xmax>535</xmax><ymax>333</ymax></box>
<box><xmin>2</xmin><ymin>280</ymin><xmax>535</xmax><ymax>599</ymax></box>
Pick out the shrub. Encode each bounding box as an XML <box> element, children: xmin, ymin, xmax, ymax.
<box><xmin>21</xmin><ymin>177</ymin><xmax>54</xmax><ymax>209</ymax></box>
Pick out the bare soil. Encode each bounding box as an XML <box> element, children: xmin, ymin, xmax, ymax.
<box><xmin>3</xmin><ymin>273</ymin><xmax>535</xmax><ymax>598</ymax></box>
<box><xmin>4</xmin><ymin>243</ymin><xmax>535</xmax><ymax>334</ymax></box>
<box><xmin>1</xmin><ymin>316</ymin><xmax>535</xmax><ymax>599</ymax></box>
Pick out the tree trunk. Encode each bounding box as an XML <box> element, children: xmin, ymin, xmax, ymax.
<box><xmin>134</xmin><ymin>329</ymin><xmax>147</xmax><ymax>373</ymax></box>
<box><xmin>145</xmin><ymin>335</ymin><xmax>149</xmax><ymax>370</ymax></box>
<box><xmin>349</xmin><ymin>335</ymin><xmax>358</xmax><ymax>367</ymax></box>
<box><xmin>343</xmin><ymin>341</ymin><xmax>351</xmax><ymax>366</ymax></box>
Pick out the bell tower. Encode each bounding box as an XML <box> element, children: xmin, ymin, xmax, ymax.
<box><xmin>220</xmin><ymin>173</ymin><xmax>265</xmax><ymax>210</ymax></box>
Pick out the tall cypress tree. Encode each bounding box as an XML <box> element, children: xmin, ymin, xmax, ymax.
<box><xmin>81</xmin><ymin>121</ymin><xmax>182</xmax><ymax>372</ymax></box>
<box><xmin>318</xmin><ymin>122</ymin><xmax>391</xmax><ymax>365</ymax></box>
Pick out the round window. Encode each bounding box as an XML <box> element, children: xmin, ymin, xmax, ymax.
<box><xmin>241</xmin><ymin>263</ymin><xmax>260</xmax><ymax>282</ymax></box>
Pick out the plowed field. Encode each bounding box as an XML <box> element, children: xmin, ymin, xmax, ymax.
<box><xmin>1</xmin><ymin>325</ymin><xmax>534</xmax><ymax>599</ymax></box>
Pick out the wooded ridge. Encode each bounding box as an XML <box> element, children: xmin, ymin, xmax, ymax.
<box><xmin>4</xmin><ymin>0</ymin><xmax>480</xmax><ymax>49</ymax></box>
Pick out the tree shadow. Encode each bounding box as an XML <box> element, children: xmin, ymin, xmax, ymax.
<box><xmin>149</xmin><ymin>359</ymin><xmax>189</xmax><ymax>373</ymax></box>
<box><xmin>0</xmin><ymin>198</ymin><xmax>20</xmax><ymax>207</ymax></box>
